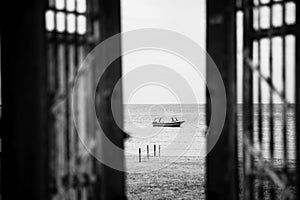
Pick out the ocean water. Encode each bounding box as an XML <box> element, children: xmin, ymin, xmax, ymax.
<box><xmin>124</xmin><ymin>104</ymin><xmax>207</xmax><ymax>157</ymax></box>
<box><xmin>244</xmin><ymin>104</ymin><xmax>296</xmax><ymax>160</ymax></box>
<box><xmin>124</xmin><ymin>104</ymin><xmax>296</xmax><ymax>160</ymax></box>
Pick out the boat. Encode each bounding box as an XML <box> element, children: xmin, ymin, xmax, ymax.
<box><xmin>152</xmin><ymin>117</ymin><xmax>184</xmax><ymax>127</ymax></box>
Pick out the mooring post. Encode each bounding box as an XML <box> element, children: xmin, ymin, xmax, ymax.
<box><xmin>139</xmin><ymin>148</ymin><xmax>141</xmax><ymax>163</ymax></box>
<box><xmin>147</xmin><ymin>145</ymin><xmax>149</xmax><ymax>159</ymax></box>
<box><xmin>154</xmin><ymin>145</ymin><xmax>156</xmax><ymax>157</ymax></box>
<box><xmin>159</xmin><ymin>145</ymin><xmax>161</xmax><ymax>157</ymax></box>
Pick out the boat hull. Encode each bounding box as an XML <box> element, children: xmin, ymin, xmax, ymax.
<box><xmin>152</xmin><ymin>121</ymin><xmax>184</xmax><ymax>127</ymax></box>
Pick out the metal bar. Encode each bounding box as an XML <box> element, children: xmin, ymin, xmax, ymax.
<box><xmin>256</xmin><ymin>2</ymin><xmax>264</xmax><ymax>198</ymax></box>
<box><xmin>47</xmin><ymin>34</ymin><xmax>91</xmax><ymax>44</ymax></box>
<box><xmin>73</xmin><ymin>2</ymin><xmax>82</xmax><ymax>199</ymax></box>
<box><xmin>257</xmin><ymin>40</ymin><xmax>264</xmax><ymax>200</ymax></box>
<box><xmin>1</xmin><ymin>0</ymin><xmax>50</xmax><ymax>199</ymax></box>
<box><xmin>251</xmin><ymin>0</ymin><xmax>295</xmax><ymax>8</ymax></box>
<box><xmin>249</xmin><ymin>25</ymin><xmax>297</xmax><ymax>39</ymax></box>
<box><xmin>242</xmin><ymin>0</ymin><xmax>298</xmax><ymax>199</ymax></box>
<box><xmin>242</xmin><ymin>0</ymin><xmax>254</xmax><ymax>199</ymax></box>
<box><xmin>269</xmin><ymin>4</ymin><xmax>274</xmax><ymax>162</ymax></box>
<box><xmin>295</xmin><ymin>0</ymin><xmax>300</xmax><ymax>198</ymax></box>
<box><xmin>282</xmin><ymin>0</ymin><xmax>288</xmax><ymax>173</ymax></box>
<box><xmin>268</xmin><ymin>4</ymin><xmax>275</xmax><ymax>200</ymax></box>
<box><xmin>46</xmin><ymin>34</ymin><xmax>57</xmax><ymax>198</ymax></box>
<box><xmin>50</xmin><ymin>6</ymin><xmax>60</xmax><ymax>195</ymax></box>
<box><xmin>256</xmin><ymin>2</ymin><xmax>262</xmax><ymax>152</ymax></box>
<box><xmin>244</xmin><ymin>57</ymin><xmax>292</xmax><ymax>108</ymax></box>
<box><xmin>206</xmin><ymin>0</ymin><xmax>238</xmax><ymax>199</ymax></box>
<box><xmin>63</xmin><ymin>0</ymin><xmax>71</xmax><ymax>186</ymax></box>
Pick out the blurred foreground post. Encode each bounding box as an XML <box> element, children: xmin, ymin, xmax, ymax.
<box><xmin>296</xmin><ymin>0</ymin><xmax>300</xmax><ymax>197</ymax></box>
<box><xmin>2</xmin><ymin>0</ymin><xmax>49</xmax><ymax>199</ymax></box>
<box><xmin>95</xmin><ymin>0</ymin><xmax>126</xmax><ymax>199</ymax></box>
<box><xmin>206</xmin><ymin>0</ymin><xmax>238</xmax><ymax>199</ymax></box>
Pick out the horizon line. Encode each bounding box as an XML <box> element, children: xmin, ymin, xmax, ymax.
<box><xmin>123</xmin><ymin>103</ymin><xmax>295</xmax><ymax>105</ymax></box>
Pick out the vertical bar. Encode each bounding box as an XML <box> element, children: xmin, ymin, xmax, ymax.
<box><xmin>268</xmin><ymin>6</ymin><xmax>275</xmax><ymax>200</ymax></box>
<box><xmin>159</xmin><ymin>145</ymin><xmax>161</xmax><ymax>157</ymax></box>
<box><xmin>46</xmin><ymin>37</ymin><xmax>57</xmax><ymax>200</ymax></box>
<box><xmin>96</xmin><ymin>0</ymin><xmax>125</xmax><ymax>199</ymax></box>
<box><xmin>282</xmin><ymin>1</ymin><xmax>288</xmax><ymax>173</ymax></box>
<box><xmin>256</xmin><ymin>2</ymin><xmax>262</xmax><ymax>155</ymax></box>
<box><xmin>73</xmin><ymin>0</ymin><xmax>82</xmax><ymax>199</ymax></box>
<box><xmin>139</xmin><ymin>148</ymin><xmax>141</xmax><ymax>163</ymax></box>
<box><xmin>2</xmin><ymin>0</ymin><xmax>49</xmax><ymax>199</ymax></box>
<box><xmin>295</xmin><ymin>0</ymin><xmax>300</xmax><ymax>197</ymax></box>
<box><xmin>256</xmin><ymin>3</ymin><xmax>263</xmax><ymax>198</ymax></box>
<box><xmin>85</xmin><ymin>1</ymin><xmax>100</xmax><ymax>199</ymax></box>
<box><xmin>154</xmin><ymin>144</ymin><xmax>156</xmax><ymax>157</ymax></box>
<box><xmin>63</xmin><ymin>0</ymin><xmax>71</xmax><ymax>180</ymax></box>
<box><xmin>147</xmin><ymin>145</ymin><xmax>149</xmax><ymax>159</ymax></box>
<box><xmin>52</xmin><ymin>1</ymin><xmax>59</xmax><ymax>92</ymax></box>
<box><xmin>206</xmin><ymin>0</ymin><xmax>238</xmax><ymax>199</ymax></box>
<box><xmin>243</xmin><ymin>0</ymin><xmax>254</xmax><ymax>199</ymax></box>
<box><xmin>257</xmin><ymin>39</ymin><xmax>264</xmax><ymax>199</ymax></box>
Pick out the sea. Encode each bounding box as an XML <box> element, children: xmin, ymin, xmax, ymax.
<box><xmin>123</xmin><ymin>104</ymin><xmax>296</xmax><ymax>160</ymax></box>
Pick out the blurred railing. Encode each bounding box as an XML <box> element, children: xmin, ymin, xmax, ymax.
<box><xmin>206</xmin><ymin>0</ymin><xmax>299</xmax><ymax>199</ymax></box>
<box><xmin>45</xmin><ymin>0</ymin><xmax>125</xmax><ymax>199</ymax></box>
<box><xmin>2</xmin><ymin>0</ymin><xmax>125</xmax><ymax>199</ymax></box>
<box><xmin>239</xmin><ymin>0</ymin><xmax>299</xmax><ymax>199</ymax></box>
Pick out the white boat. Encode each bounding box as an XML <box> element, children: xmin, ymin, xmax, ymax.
<box><xmin>152</xmin><ymin>117</ymin><xmax>184</xmax><ymax>127</ymax></box>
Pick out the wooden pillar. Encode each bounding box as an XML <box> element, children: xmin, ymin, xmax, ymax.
<box><xmin>1</xmin><ymin>0</ymin><xmax>49</xmax><ymax>199</ymax></box>
<box><xmin>206</xmin><ymin>0</ymin><xmax>238</xmax><ymax>199</ymax></box>
<box><xmin>147</xmin><ymin>145</ymin><xmax>149</xmax><ymax>159</ymax></box>
<box><xmin>95</xmin><ymin>0</ymin><xmax>126</xmax><ymax>199</ymax></box>
<box><xmin>139</xmin><ymin>148</ymin><xmax>141</xmax><ymax>163</ymax></box>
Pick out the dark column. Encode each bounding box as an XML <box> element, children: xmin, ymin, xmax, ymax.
<box><xmin>1</xmin><ymin>0</ymin><xmax>49</xmax><ymax>199</ymax></box>
<box><xmin>206</xmin><ymin>0</ymin><xmax>238</xmax><ymax>199</ymax></box>
<box><xmin>95</xmin><ymin>0</ymin><xmax>126</xmax><ymax>199</ymax></box>
<box><xmin>295</xmin><ymin>0</ymin><xmax>300</xmax><ymax>198</ymax></box>
<box><xmin>242</xmin><ymin>1</ymin><xmax>254</xmax><ymax>200</ymax></box>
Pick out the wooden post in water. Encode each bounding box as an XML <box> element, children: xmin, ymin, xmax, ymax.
<box><xmin>159</xmin><ymin>145</ymin><xmax>161</xmax><ymax>157</ymax></box>
<box><xmin>154</xmin><ymin>145</ymin><xmax>156</xmax><ymax>157</ymax></box>
<box><xmin>147</xmin><ymin>145</ymin><xmax>149</xmax><ymax>159</ymax></box>
<box><xmin>139</xmin><ymin>148</ymin><xmax>141</xmax><ymax>163</ymax></box>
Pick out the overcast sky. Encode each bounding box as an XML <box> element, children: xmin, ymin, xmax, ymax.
<box><xmin>121</xmin><ymin>0</ymin><xmax>295</xmax><ymax>104</ymax></box>
<box><xmin>121</xmin><ymin>0</ymin><xmax>206</xmax><ymax>104</ymax></box>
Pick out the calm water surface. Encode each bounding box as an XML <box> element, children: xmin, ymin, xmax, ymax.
<box><xmin>124</xmin><ymin>104</ymin><xmax>296</xmax><ymax>160</ymax></box>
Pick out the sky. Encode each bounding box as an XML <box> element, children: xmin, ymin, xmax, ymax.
<box><xmin>121</xmin><ymin>0</ymin><xmax>295</xmax><ymax>104</ymax></box>
<box><xmin>121</xmin><ymin>0</ymin><xmax>206</xmax><ymax>104</ymax></box>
